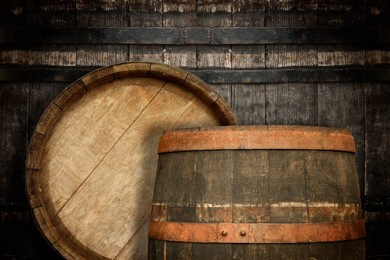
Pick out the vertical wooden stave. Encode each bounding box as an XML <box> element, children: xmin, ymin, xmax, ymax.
<box><xmin>197</xmin><ymin>0</ymin><xmax>232</xmax><ymax>27</ymax></box>
<box><xmin>265</xmin><ymin>83</ymin><xmax>318</xmax><ymax>126</ymax></box>
<box><xmin>129</xmin><ymin>0</ymin><xmax>162</xmax><ymax>27</ymax></box>
<box><xmin>232</xmin><ymin>0</ymin><xmax>266</xmax><ymax>27</ymax></box>
<box><xmin>365</xmin><ymin>83</ymin><xmax>390</xmax><ymax>213</ymax></box>
<box><xmin>318</xmin><ymin>83</ymin><xmax>366</xmax><ymax>200</ymax></box>
<box><xmin>232</xmin><ymin>84</ymin><xmax>265</xmax><ymax>125</ymax></box>
<box><xmin>149</xmin><ymin>126</ymin><xmax>365</xmax><ymax>259</ymax></box>
<box><xmin>0</xmin><ymin>83</ymin><xmax>29</xmax><ymax>207</ymax></box>
<box><xmin>1</xmin><ymin>0</ymin><xmax>389</xmax><ymax>258</ymax></box>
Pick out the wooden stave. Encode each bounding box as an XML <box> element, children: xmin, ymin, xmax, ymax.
<box><xmin>149</xmin><ymin>125</ymin><xmax>365</xmax><ymax>259</ymax></box>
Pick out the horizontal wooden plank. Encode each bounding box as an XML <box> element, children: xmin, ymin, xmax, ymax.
<box><xmin>197</xmin><ymin>68</ymin><xmax>390</xmax><ymax>83</ymax></box>
<box><xmin>214</xmin><ymin>27</ymin><xmax>390</xmax><ymax>44</ymax></box>
<box><xmin>1</xmin><ymin>67</ymin><xmax>390</xmax><ymax>83</ymax></box>
<box><xmin>2</xmin><ymin>45</ymin><xmax>389</xmax><ymax>68</ymax></box>
<box><xmin>0</xmin><ymin>27</ymin><xmax>181</xmax><ymax>44</ymax></box>
<box><xmin>0</xmin><ymin>67</ymin><xmax>92</xmax><ymax>82</ymax></box>
<box><xmin>1</xmin><ymin>27</ymin><xmax>389</xmax><ymax>44</ymax></box>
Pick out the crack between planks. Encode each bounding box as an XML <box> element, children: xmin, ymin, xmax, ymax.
<box><xmin>113</xmin><ymin>215</ymin><xmax>151</xmax><ymax>259</ymax></box>
<box><xmin>51</xmin><ymin>81</ymin><xmax>169</xmax><ymax>222</ymax></box>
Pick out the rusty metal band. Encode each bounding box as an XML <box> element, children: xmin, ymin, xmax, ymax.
<box><xmin>158</xmin><ymin>126</ymin><xmax>355</xmax><ymax>154</ymax></box>
<box><xmin>148</xmin><ymin>219</ymin><xmax>365</xmax><ymax>243</ymax></box>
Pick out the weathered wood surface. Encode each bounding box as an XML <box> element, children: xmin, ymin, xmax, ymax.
<box><xmin>3</xmin><ymin>27</ymin><xmax>390</xmax><ymax>45</ymax></box>
<box><xmin>0</xmin><ymin>83</ymin><xmax>29</xmax><ymax>207</ymax></box>
<box><xmin>4</xmin><ymin>67</ymin><xmax>390</xmax><ymax>83</ymax></box>
<box><xmin>25</xmin><ymin>63</ymin><xmax>237</xmax><ymax>259</ymax></box>
<box><xmin>1</xmin><ymin>0</ymin><xmax>390</xmax><ymax>258</ymax></box>
<box><xmin>232</xmin><ymin>84</ymin><xmax>265</xmax><ymax>125</ymax></box>
<box><xmin>149</xmin><ymin>126</ymin><xmax>365</xmax><ymax>259</ymax></box>
<box><xmin>364</xmin><ymin>83</ymin><xmax>390</xmax><ymax>220</ymax></box>
<box><xmin>318</xmin><ymin>83</ymin><xmax>366</xmax><ymax>198</ymax></box>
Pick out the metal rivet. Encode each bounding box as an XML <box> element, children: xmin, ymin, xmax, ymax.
<box><xmin>221</xmin><ymin>230</ymin><xmax>228</xmax><ymax>236</ymax></box>
<box><xmin>240</xmin><ymin>230</ymin><xmax>246</xmax><ymax>236</ymax></box>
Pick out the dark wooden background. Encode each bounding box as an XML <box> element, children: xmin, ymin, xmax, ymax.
<box><xmin>1</xmin><ymin>0</ymin><xmax>389</xmax><ymax>258</ymax></box>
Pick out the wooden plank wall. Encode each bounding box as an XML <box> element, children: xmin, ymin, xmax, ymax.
<box><xmin>0</xmin><ymin>0</ymin><xmax>389</xmax><ymax>258</ymax></box>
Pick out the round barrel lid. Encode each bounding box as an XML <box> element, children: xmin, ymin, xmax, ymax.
<box><xmin>25</xmin><ymin>62</ymin><xmax>238</xmax><ymax>259</ymax></box>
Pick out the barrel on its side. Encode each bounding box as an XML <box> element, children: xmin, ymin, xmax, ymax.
<box><xmin>148</xmin><ymin>125</ymin><xmax>365</xmax><ymax>259</ymax></box>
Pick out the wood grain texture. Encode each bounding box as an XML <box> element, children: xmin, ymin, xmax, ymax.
<box><xmin>41</xmin><ymin>77</ymin><xmax>164</xmax><ymax>218</ymax></box>
<box><xmin>28</xmin><ymin>83</ymin><xmax>67</xmax><ymax>138</ymax></box>
<box><xmin>157</xmin><ymin>125</ymin><xmax>356</xmax><ymax>154</ymax></box>
<box><xmin>268</xmin><ymin>150</ymin><xmax>307</xmax><ymax>223</ymax></box>
<box><xmin>26</xmin><ymin>63</ymin><xmax>237</xmax><ymax>259</ymax></box>
<box><xmin>76</xmin><ymin>45</ymin><xmax>128</xmax><ymax>66</ymax></box>
<box><xmin>163</xmin><ymin>46</ymin><xmax>197</xmax><ymax>69</ymax></box>
<box><xmin>318</xmin><ymin>45</ymin><xmax>365</xmax><ymax>66</ymax></box>
<box><xmin>266</xmin><ymin>45</ymin><xmax>317</xmax><ymax>68</ymax></box>
<box><xmin>265</xmin><ymin>83</ymin><xmax>318</xmax><ymax>125</ymax></box>
<box><xmin>366</xmin><ymin>48</ymin><xmax>390</xmax><ymax>65</ymax></box>
<box><xmin>197</xmin><ymin>0</ymin><xmax>232</xmax><ymax>27</ymax></box>
<box><xmin>197</xmin><ymin>46</ymin><xmax>232</xmax><ymax>69</ymax></box>
<box><xmin>209</xmin><ymin>84</ymin><xmax>232</xmax><ymax>109</ymax></box>
<box><xmin>193</xmin><ymin>243</ymin><xmax>231</xmax><ymax>259</ymax></box>
<box><xmin>1</xmin><ymin>0</ymin><xmax>389</xmax><ymax>258</ymax></box>
<box><xmin>148</xmin><ymin>239</ymin><xmax>165</xmax><ymax>260</ymax></box>
<box><xmin>76</xmin><ymin>0</ymin><xmax>129</xmax><ymax>27</ymax></box>
<box><xmin>155</xmin><ymin>153</ymin><xmax>197</xmax><ymax>206</ymax></box>
<box><xmin>129</xmin><ymin>0</ymin><xmax>162</xmax><ymax>27</ymax></box>
<box><xmin>43</xmin><ymin>79</ymin><xmax>221</xmax><ymax>258</ymax></box>
<box><xmin>232</xmin><ymin>150</ymin><xmax>269</xmax><ymax>219</ymax></box>
<box><xmin>232</xmin><ymin>84</ymin><xmax>265</xmax><ymax>125</ymax></box>
<box><xmin>149</xmin><ymin>126</ymin><xmax>364</xmax><ymax>259</ymax></box>
<box><xmin>232</xmin><ymin>45</ymin><xmax>265</xmax><ymax>69</ymax></box>
<box><xmin>27</xmin><ymin>0</ymin><xmax>76</xmax><ymax>27</ymax></box>
<box><xmin>162</xmin><ymin>0</ymin><xmax>197</xmax><ymax>26</ymax></box>
<box><xmin>266</xmin><ymin>0</ymin><xmax>317</xmax><ymax>27</ymax></box>
<box><xmin>3</xmin><ymin>27</ymin><xmax>390</xmax><ymax>45</ymax></box>
<box><xmin>232</xmin><ymin>0</ymin><xmax>266</xmax><ymax>26</ymax></box>
<box><xmin>310</xmin><ymin>239</ymin><xmax>365</xmax><ymax>260</ymax></box>
<box><xmin>2</xmin><ymin>67</ymin><xmax>390</xmax><ymax>84</ymax></box>
<box><xmin>129</xmin><ymin>45</ymin><xmax>164</xmax><ymax>63</ymax></box>
<box><xmin>270</xmin><ymin>244</ymin><xmax>310</xmax><ymax>259</ymax></box>
<box><xmin>166</xmin><ymin>242</ymin><xmax>193</xmax><ymax>259</ymax></box>
<box><xmin>318</xmin><ymin>83</ymin><xmax>365</xmax><ymax>199</ymax></box>
<box><xmin>28</xmin><ymin>45</ymin><xmax>76</xmax><ymax>66</ymax></box>
<box><xmin>232</xmin><ymin>244</ymin><xmax>271</xmax><ymax>259</ymax></box>
<box><xmin>0</xmin><ymin>83</ymin><xmax>29</xmax><ymax>206</ymax></box>
<box><xmin>196</xmin><ymin>150</ymin><xmax>234</xmax><ymax>205</ymax></box>
<box><xmin>0</xmin><ymin>47</ymin><xmax>29</xmax><ymax>66</ymax></box>
<box><xmin>318</xmin><ymin>0</ymin><xmax>366</xmax><ymax>27</ymax></box>
<box><xmin>6</xmin><ymin>45</ymin><xmax>382</xmax><ymax>69</ymax></box>
<box><xmin>365</xmin><ymin>83</ymin><xmax>390</xmax><ymax>204</ymax></box>
<box><xmin>305</xmin><ymin>152</ymin><xmax>341</xmax><ymax>221</ymax></box>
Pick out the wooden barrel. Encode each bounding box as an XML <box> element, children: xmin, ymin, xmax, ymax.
<box><xmin>25</xmin><ymin>62</ymin><xmax>238</xmax><ymax>259</ymax></box>
<box><xmin>149</xmin><ymin>125</ymin><xmax>366</xmax><ymax>259</ymax></box>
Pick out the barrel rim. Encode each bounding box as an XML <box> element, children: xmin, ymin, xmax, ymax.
<box><xmin>25</xmin><ymin>62</ymin><xmax>238</xmax><ymax>259</ymax></box>
<box><xmin>158</xmin><ymin>125</ymin><xmax>356</xmax><ymax>154</ymax></box>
